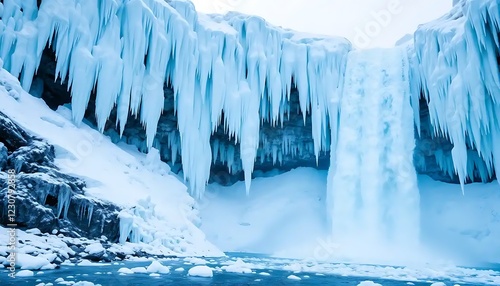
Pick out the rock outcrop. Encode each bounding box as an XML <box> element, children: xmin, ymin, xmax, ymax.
<box><xmin>0</xmin><ymin>111</ymin><xmax>121</xmax><ymax>241</ymax></box>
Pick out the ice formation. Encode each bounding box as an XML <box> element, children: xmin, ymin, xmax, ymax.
<box><xmin>0</xmin><ymin>0</ymin><xmax>350</xmax><ymax>199</ymax></box>
<box><xmin>412</xmin><ymin>0</ymin><xmax>500</xmax><ymax>189</ymax></box>
<box><xmin>0</xmin><ymin>0</ymin><xmax>499</xmax><ymax>254</ymax></box>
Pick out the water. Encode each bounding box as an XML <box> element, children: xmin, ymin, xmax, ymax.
<box><xmin>1</xmin><ymin>253</ymin><xmax>498</xmax><ymax>285</ymax></box>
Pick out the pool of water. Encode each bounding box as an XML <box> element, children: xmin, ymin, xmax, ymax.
<box><xmin>1</xmin><ymin>253</ymin><xmax>499</xmax><ymax>285</ymax></box>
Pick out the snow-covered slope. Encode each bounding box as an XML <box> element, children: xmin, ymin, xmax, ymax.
<box><xmin>0</xmin><ymin>64</ymin><xmax>222</xmax><ymax>257</ymax></box>
<box><xmin>201</xmin><ymin>168</ymin><xmax>328</xmax><ymax>258</ymax></box>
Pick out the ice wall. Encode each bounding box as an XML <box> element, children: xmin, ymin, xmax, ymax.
<box><xmin>0</xmin><ymin>0</ymin><xmax>350</xmax><ymax>198</ymax></box>
<box><xmin>412</xmin><ymin>0</ymin><xmax>500</xmax><ymax>189</ymax></box>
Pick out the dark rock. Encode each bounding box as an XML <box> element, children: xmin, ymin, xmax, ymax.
<box><xmin>8</xmin><ymin>140</ymin><xmax>55</xmax><ymax>172</ymax></box>
<box><xmin>0</xmin><ymin>111</ymin><xmax>122</xmax><ymax>243</ymax></box>
<box><xmin>83</xmin><ymin>250</ymin><xmax>106</xmax><ymax>262</ymax></box>
<box><xmin>0</xmin><ymin>143</ymin><xmax>6</xmax><ymax>170</ymax></box>
<box><xmin>70</xmin><ymin>245</ymin><xmax>83</xmax><ymax>254</ymax></box>
<box><xmin>0</xmin><ymin>111</ymin><xmax>31</xmax><ymax>150</ymax></box>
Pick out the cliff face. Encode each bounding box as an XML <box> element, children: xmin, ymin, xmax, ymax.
<box><xmin>0</xmin><ymin>110</ymin><xmax>121</xmax><ymax>240</ymax></box>
<box><xmin>32</xmin><ymin>48</ymin><xmax>460</xmax><ymax>186</ymax></box>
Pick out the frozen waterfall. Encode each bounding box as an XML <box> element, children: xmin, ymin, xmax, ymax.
<box><xmin>328</xmin><ymin>48</ymin><xmax>420</xmax><ymax>252</ymax></box>
<box><xmin>0</xmin><ymin>0</ymin><xmax>499</xmax><ymax>257</ymax></box>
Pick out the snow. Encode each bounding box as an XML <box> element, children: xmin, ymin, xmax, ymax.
<box><xmin>201</xmin><ymin>167</ymin><xmax>327</xmax><ymax>257</ymax></box>
<box><xmin>187</xmin><ymin>265</ymin><xmax>214</xmax><ymax>277</ymax></box>
<box><xmin>201</xmin><ymin>168</ymin><xmax>500</xmax><ymax>265</ymax></box>
<box><xmin>84</xmin><ymin>243</ymin><xmax>104</xmax><ymax>255</ymax></box>
<box><xmin>17</xmin><ymin>253</ymin><xmax>52</xmax><ymax>270</ymax></box>
<box><xmin>77</xmin><ymin>260</ymin><xmax>100</xmax><ymax>267</ymax></box>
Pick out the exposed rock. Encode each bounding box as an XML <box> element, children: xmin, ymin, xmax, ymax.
<box><xmin>0</xmin><ymin>110</ymin><xmax>30</xmax><ymax>150</ymax></box>
<box><xmin>0</xmin><ymin>142</ymin><xmax>7</xmax><ymax>170</ymax></box>
<box><xmin>83</xmin><ymin>250</ymin><xmax>106</xmax><ymax>262</ymax></box>
<box><xmin>0</xmin><ymin>111</ymin><xmax>121</xmax><ymax>241</ymax></box>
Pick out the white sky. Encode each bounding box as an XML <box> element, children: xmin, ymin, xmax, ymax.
<box><xmin>190</xmin><ymin>0</ymin><xmax>453</xmax><ymax>49</ymax></box>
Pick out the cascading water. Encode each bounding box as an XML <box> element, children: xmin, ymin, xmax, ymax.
<box><xmin>327</xmin><ymin>47</ymin><xmax>420</xmax><ymax>259</ymax></box>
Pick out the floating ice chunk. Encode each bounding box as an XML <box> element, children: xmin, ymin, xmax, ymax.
<box><xmin>146</xmin><ymin>261</ymin><xmax>170</xmax><ymax>274</ymax></box>
<box><xmin>221</xmin><ymin>258</ymin><xmax>252</xmax><ymax>274</ymax></box>
<box><xmin>188</xmin><ymin>265</ymin><xmax>213</xmax><ymax>277</ymax></box>
<box><xmin>117</xmin><ymin>268</ymin><xmax>134</xmax><ymax>274</ymax></box>
<box><xmin>16</xmin><ymin>270</ymin><xmax>35</xmax><ymax>277</ymax></box>
<box><xmin>130</xmin><ymin>267</ymin><xmax>147</xmax><ymax>274</ymax></box>
<box><xmin>357</xmin><ymin>281</ymin><xmax>382</xmax><ymax>286</ymax></box>
<box><xmin>184</xmin><ymin>257</ymin><xmax>208</xmax><ymax>265</ymax></box>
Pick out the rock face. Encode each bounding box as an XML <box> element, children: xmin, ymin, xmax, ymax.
<box><xmin>0</xmin><ymin>111</ymin><xmax>121</xmax><ymax>241</ymax></box>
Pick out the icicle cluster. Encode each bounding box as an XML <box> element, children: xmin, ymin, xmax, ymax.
<box><xmin>0</xmin><ymin>0</ymin><xmax>350</xmax><ymax>198</ymax></box>
<box><xmin>1</xmin><ymin>0</ymin><xmax>499</xmax><ymax>199</ymax></box>
<box><xmin>413</xmin><ymin>0</ymin><xmax>500</xmax><ymax>189</ymax></box>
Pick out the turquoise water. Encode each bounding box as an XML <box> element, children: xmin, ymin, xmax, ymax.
<box><xmin>1</xmin><ymin>253</ymin><xmax>497</xmax><ymax>285</ymax></box>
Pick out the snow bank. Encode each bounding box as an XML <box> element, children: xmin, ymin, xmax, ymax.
<box><xmin>17</xmin><ymin>253</ymin><xmax>52</xmax><ymax>270</ymax></box>
<box><xmin>84</xmin><ymin>243</ymin><xmax>104</xmax><ymax>255</ymax></box>
<box><xmin>201</xmin><ymin>167</ymin><xmax>328</xmax><ymax>257</ymax></box>
<box><xmin>202</xmin><ymin>168</ymin><xmax>500</xmax><ymax>265</ymax></box>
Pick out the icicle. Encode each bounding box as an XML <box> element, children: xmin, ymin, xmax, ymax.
<box><xmin>57</xmin><ymin>186</ymin><xmax>72</xmax><ymax>219</ymax></box>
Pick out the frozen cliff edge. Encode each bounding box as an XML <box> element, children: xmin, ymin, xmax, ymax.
<box><xmin>0</xmin><ymin>65</ymin><xmax>222</xmax><ymax>257</ymax></box>
<box><xmin>411</xmin><ymin>0</ymin><xmax>500</xmax><ymax>189</ymax></box>
<box><xmin>0</xmin><ymin>0</ymin><xmax>351</xmax><ymax>198</ymax></box>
